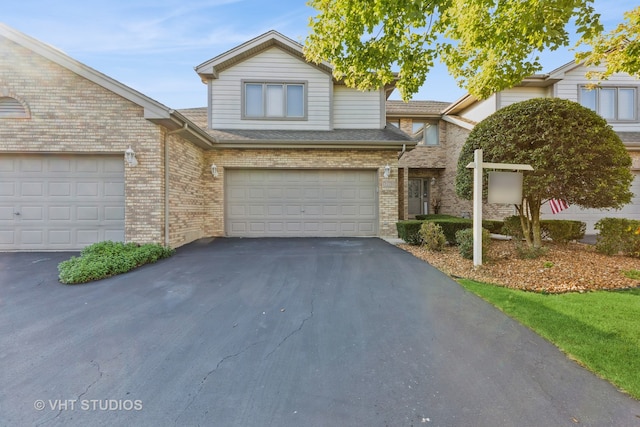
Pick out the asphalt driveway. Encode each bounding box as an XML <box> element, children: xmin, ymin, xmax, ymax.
<box><xmin>1</xmin><ymin>238</ymin><xmax>639</xmax><ymax>426</ymax></box>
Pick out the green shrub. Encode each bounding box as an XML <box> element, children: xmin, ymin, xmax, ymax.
<box><xmin>396</xmin><ymin>220</ymin><xmax>424</xmax><ymax>245</ymax></box>
<box><xmin>482</xmin><ymin>220</ymin><xmax>504</xmax><ymax>235</ymax></box>
<box><xmin>514</xmin><ymin>243</ymin><xmax>548</xmax><ymax>259</ymax></box>
<box><xmin>425</xmin><ymin>218</ymin><xmax>472</xmax><ymax>244</ymax></box>
<box><xmin>540</xmin><ymin>220</ymin><xmax>586</xmax><ymax>244</ymax></box>
<box><xmin>419</xmin><ymin>222</ymin><xmax>446</xmax><ymax>251</ymax></box>
<box><xmin>502</xmin><ymin>215</ymin><xmax>526</xmax><ymax>240</ymax></box>
<box><xmin>415</xmin><ymin>214</ymin><xmax>458</xmax><ymax>221</ymax></box>
<box><xmin>58</xmin><ymin>241</ymin><xmax>175</xmax><ymax>284</ymax></box>
<box><xmin>595</xmin><ymin>218</ymin><xmax>640</xmax><ymax>257</ymax></box>
<box><xmin>455</xmin><ymin>227</ymin><xmax>491</xmax><ymax>261</ymax></box>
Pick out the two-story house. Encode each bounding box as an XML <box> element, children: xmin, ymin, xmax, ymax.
<box><xmin>396</xmin><ymin>63</ymin><xmax>640</xmax><ymax>234</ymax></box>
<box><xmin>0</xmin><ymin>26</ymin><xmax>413</xmax><ymax>251</ymax></box>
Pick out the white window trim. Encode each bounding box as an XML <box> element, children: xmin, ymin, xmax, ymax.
<box><xmin>241</xmin><ymin>80</ymin><xmax>308</xmax><ymax>121</ymax></box>
<box><xmin>578</xmin><ymin>85</ymin><xmax>638</xmax><ymax>122</ymax></box>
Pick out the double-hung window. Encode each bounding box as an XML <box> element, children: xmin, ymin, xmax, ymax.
<box><xmin>579</xmin><ymin>86</ymin><xmax>637</xmax><ymax>121</ymax></box>
<box><xmin>243</xmin><ymin>81</ymin><xmax>306</xmax><ymax>119</ymax></box>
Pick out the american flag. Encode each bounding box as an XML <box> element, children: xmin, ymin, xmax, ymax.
<box><xmin>549</xmin><ymin>199</ymin><xmax>569</xmax><ymax>214</ymax></box>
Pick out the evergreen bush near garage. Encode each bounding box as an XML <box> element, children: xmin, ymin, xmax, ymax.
<box><xmin>541</xmin><ymin>220</ymin><xmax>586</xmax><ymax>244</ymax></box>
<box><xmin>58</xmin><ymin>241</ymin><xmax>175</xmax><ymax>284</ymax></box>
<box><xmin>396</xmin><ymin>220</ymin><xmax>424</xmax><ymax>244</ymax></box>
<box><xmin>456</xmin><ymin>227</ymin><xmax>491</xmax><ymax>261</ymax></box>
<box><xmin>595</xmin><ymin>218</ymin><xmax>640</xmax><ymax>257</ymax></box>
<box><xmin>419</xmin><ymin>222</ymin><xmax>446</xmax><ymax>251</ymax></box>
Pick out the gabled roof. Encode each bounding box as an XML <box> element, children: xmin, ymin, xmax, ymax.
<box><xmin>195</xmin><ymin>30</ymin><xmax>333</xmax><ymax>80</ymax></box>
<box><xmin>0</xmin><ymin>22</ymin><xmax>215</xmax><ymax>149</ymax></box>
<box><xmin>386</xmin><ymin>100</ymin><xmax>451</xmax><ymax>117</ymax></box>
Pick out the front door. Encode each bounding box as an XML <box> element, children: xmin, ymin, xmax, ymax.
<box><xmin>408</xmin><ymin>179</ymin><xmax>429</xmax><ymax>217</ymax></box>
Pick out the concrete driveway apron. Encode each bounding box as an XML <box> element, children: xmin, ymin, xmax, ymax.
<box><xmin>1</xmin><ymin>238</ymin><xmax>639</xmax><ymax>426</ymax></box>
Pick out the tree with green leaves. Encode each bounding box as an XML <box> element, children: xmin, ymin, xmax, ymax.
<box><xmin>304</xmin><ymin>0</ymin><xmax>602</xmax><ymax>100</ymax></box>
<box><xmin>577</xmin><ymin>6</ymin><xmax>640</xmax><ymax>81</ymax></box>
<box><xmin>455</xmin><ymin>98</ymin><xmax>633</xmax><ymax>248</ymax></box>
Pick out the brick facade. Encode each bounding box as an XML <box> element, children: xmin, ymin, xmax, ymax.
<box><xmin>0</xmin><ymin>36</ymin><xmax>176</xmax><ymax>245</ymax></box>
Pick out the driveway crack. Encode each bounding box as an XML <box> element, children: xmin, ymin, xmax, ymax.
<box><xmin>35</xmin><ymin>360</ymin><xmax>102</xmax><ymax>426</ymax></box>
<box><xmin>265</xmin><ymin>297</ymin><xmax>314</xmax><ymax>359</ymax></box>
<box><xmin>174</xmin><ymin>340</ymin><xmax>263</xmax><ymax>424</ymax></box>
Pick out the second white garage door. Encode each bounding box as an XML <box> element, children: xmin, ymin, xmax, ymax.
<box><xmin>226</xmin><ymin>169</ymin><xmax>378</xmax><ymax>237</ymax></box>
<box><xmin>0</xmin><ymin>154</ymin><xmax>125</xmax><ymax>251</ymax></box>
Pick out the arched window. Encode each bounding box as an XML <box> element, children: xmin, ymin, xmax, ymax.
<box><xmin>0</xmin><ymin>96</ymin><xmax>30</xmax><ymax>118</ymax></box>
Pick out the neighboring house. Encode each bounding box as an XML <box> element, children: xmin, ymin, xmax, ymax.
<box><xmin>432</xmin><ymin>62</ymin><xmax>640</xmax><ymax>233</ymax></box>
<box><xmin>0</xmin><ymin>25</ymin><xmax>413</xmax><ymax>251</ymax></box>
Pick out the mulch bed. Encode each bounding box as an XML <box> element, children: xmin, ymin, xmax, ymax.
<box><xmin>399</xmin><ymin>239</ymin><xmax>640</xmax><ymax>293</ymax></box>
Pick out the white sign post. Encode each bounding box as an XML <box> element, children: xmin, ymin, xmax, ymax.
<box><xmin>467</xmin><ymin>149</ymin><xmax>533</xmax><ymax>267</ymax></box>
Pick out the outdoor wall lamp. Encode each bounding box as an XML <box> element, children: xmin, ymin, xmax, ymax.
<box><xmin>124</xmin><ymin>146</ymin><xmax>138</xmax><ymax>167</ymax></box>
<box><xmin>383</xmin><ymin>164</ymin><xmax>391</xmax><ymax>178</ymax></box>
<box><xmin>211</xmin><ymin>164</ymin><xmax>219</xmax><ymax>178</ymax></box>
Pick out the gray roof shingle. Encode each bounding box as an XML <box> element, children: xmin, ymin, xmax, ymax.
<box><xmin>385</xmin><ymin>100</ymin><xmax>451</xmax><ymax>116</ymax></box>
<box><xmin>178</xmin><ymin>107</ymin><xmax>413</xmax><ymax>143</ymax></box>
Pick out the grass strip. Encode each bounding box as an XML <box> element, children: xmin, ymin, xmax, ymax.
<box><xmin>458</xmin><ymin>279</ymin><xmax>640</xmax><ymax>400</ymax></box>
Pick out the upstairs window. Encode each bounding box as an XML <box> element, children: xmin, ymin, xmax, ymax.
<box><xmin>579</xmin><ymin>86</ymin><xmax>637</xmax><ymax>121</ymax></box>
<box><xmin>243</xmin><ymin>82</ymin><xmax>306</xmax><ymax>119</ymax></box>
<box><xmin>0</xmin><ymin>96</ymin><xmax>30</xmax><ymax>118</ymax></box>
<box><xmin>412</xmin><ymin>121</ymin><xmax>439</xmax><ymax>145</ymax></box>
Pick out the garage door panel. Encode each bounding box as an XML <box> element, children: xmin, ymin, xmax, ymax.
<box><xmin>77</xmin><ymin>206</ymin><xmax>99</xmax><ymax>221</ymax></box>
<box><xmin>77</xmin><ymin>182</ymin><xmax>99</xmax><ymax>197</ymax></box>
<box><xmin>49</xmin><ymin>182</ymin><xmax>71</xmax><ymax>196</ymax></box>
<box><xmin>105</xmin><ymin>206</ymin><xmax>125</xmax><ymax>221</ymax></box>
<box><xmin>49</xmin><ymin>230</ymin><xmax>72</xmax><ymax>245</ymax></box>
<box><xmin>0</xmin><ymin>230</ymin><xmax>15</xmax><ymax>244</ymax></box>
<box><xmin>0</xmin><ymin>182</ymin><xmax>15</xmax><ymax>196</ymax></box>
<box><xmin>49</xmin><ymin>158</ymin><xmax>72</xmax><ymax>172</ymax></box>
<box><xmin>226</xmin><ymin>169</ymin><xmax>378</xmax><ymax>237</ymax></box>
<box><xmin>0</xmin><ymin>154</ymin><xmax>125</xmax><ymax>250</ymax></box>
<box><xmin>104</xmin><ymin>182</ymin><xmax>125</xmax><ymax>197</ymax></box>
<box><xmin>49</xmin><ymin>207</ymin><xmax>71</xmax><ymax>220</ymax></box>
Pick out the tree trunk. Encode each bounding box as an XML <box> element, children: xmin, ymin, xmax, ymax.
<box><xmin>518</xmin><ymin>199</ymin><xmax>533</xmax><ymax>247</ymax></box>
<box><xmin>529</xmin><ymin>198</ymin><xmax>543</xmax><ymax>248</ymax></box>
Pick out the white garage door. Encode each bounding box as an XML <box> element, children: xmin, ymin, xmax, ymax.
<box><xmin>0</xmin><ymin>154</ymin><xmax>125</xmax><ymax>251</ymax></box>
<box><xmin>541</xmin><ymin>171</ymin><xmax>640</xmax><ymax>234</ymax></box>
<box><xmin>226</xmin><ymin>169</ymin><xmax>378</xmax><ymax>237</ymax></box>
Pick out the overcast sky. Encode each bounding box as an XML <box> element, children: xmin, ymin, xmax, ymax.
<box><xmin>3</xmin><ymin>0</ymin><xmax>635</xmax><ymax>109</ymax></box>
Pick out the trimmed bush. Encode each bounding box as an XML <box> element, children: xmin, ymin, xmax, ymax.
<box><xmin>456</xmin><ymin>227</ymin><xmax>491</xmax><ymax>261</ymax></box>
<box><xmin>419</xmin><ymin>222</ymin><xmax>446</xmax><ymax>251</ymax></box>
<box><xmin>396</xmin><ymin>220</ymin><xmax>424</xmax><ymax>245</ymax></box>
<box><xmin>482</xmin><ymin>220</ymin><xmax>504</xmax><ymax>235</ymax></box>
<box><xmin>415</xmin><ymin>214</ymin><xmax>458</xmax><ymax>221</ymax></box>
<box><xmin>595</xmin><ymin>218</ymin><xmax>640</xmax><ymax>257</ymax></box>
<box><xmin>428</xmin><ymin>218</ymin><xmax>473</xmax><ymax>244</ymax></box>
<box><xmin>58</xmin><ymin>241</ymin><xmax>175</xmax><ymax>284</ymax></box>
<box><xmin>540</xmin><ymin>220</ymin><xmax>586</xmax><ymax>244</ymax></box>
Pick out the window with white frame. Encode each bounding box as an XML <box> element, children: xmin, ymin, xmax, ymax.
<box><xmin>412</xmin><ymin>121</ymin><xmax>439</xmax><ymax>145</ymax></box>
<box><xmin>243</xmin><ymin>82</ymin><xmax>306</xmax><ymax>119</ymax></box>
<box><xmin>579</xmin><ymin>86</ymin><xmax>637</xmax><ymax>121</ymax></box>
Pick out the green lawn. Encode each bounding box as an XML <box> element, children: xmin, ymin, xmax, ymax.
<box><xmin>458</xmin><ymin>279</ymin><xmax>640</xmax><ymax>400</ymax></box>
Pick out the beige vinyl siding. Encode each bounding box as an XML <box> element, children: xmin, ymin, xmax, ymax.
<box><xmin>460</xmin><ymin>94</ymin><xmax>497</xmax><ymax>123</ymax></box>
<box><xmin>555</xmin><ymin>65</ymin><xmax>640</xmax><ymax>132</ymax></box>
<box><xmin>332</xmin><ymin>85</ymin><xmax>383</xmax><ymax>129</ymax></box>
<box><xmin>498</xmin><ymin>87</ymin><xmax>550</xmax><ymax>108</ymax></box>
<box><xmin>210</xmin><ymin>47</ymin><xmax>331</xmax><ymax>130</ymax></box>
